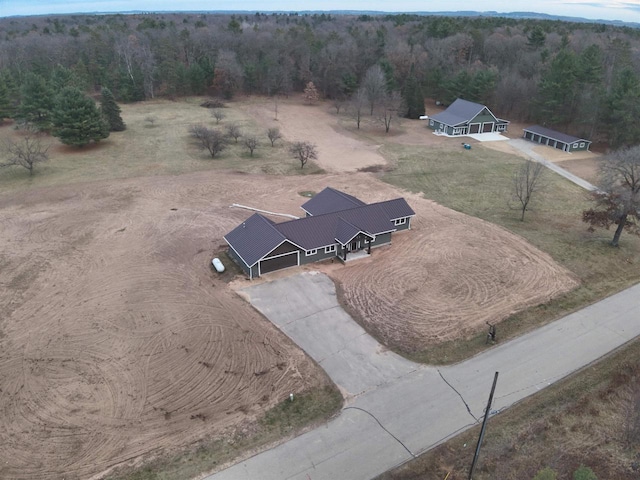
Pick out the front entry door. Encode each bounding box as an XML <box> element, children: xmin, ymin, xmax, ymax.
<box><xmin>350</xmin><ymin>240</ymin><xmax>359</xmax><ymax>251</ymax></box>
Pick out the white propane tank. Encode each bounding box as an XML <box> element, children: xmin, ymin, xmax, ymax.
<box><xmin>211</xmin><ymin>258</ymin><xmax>225</xmax><ymax>273</ymax></box>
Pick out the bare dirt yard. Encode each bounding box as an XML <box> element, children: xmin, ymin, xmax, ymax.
<box><xmin>236</xmin><ymin>96</ymin><xmax>447</xmax><ymax>173</ymax></box>
<box><xmin>316</xmin><ymin>187</ymin><xmax>579</xmax><ymax>350</ymax></box>
<box><xmin>0</xmin><ymin>96</ymin><xmax>580</xmax><ymax>479</ymax></box>
<box><xmin>0</xmin><ymin>174</ymin><xmax>332</xmax><ymax>480</ymax></box>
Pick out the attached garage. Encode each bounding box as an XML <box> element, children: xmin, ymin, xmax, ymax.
<box><xmin>427</xmin><ymin>99</ymin><xmax>509</xmax><ymax>137</ymax></box>
<box><xmin>259</xmin><ymin>252</ymin><xmax>299</xmax><ymax>274</ymax></box>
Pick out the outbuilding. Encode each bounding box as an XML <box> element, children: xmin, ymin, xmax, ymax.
<box><xmin>523</xmin><ymin>125</ymin><xmax>591</xmax><ymax>152</ymax></box>
<box><xmin>427</xmin><ymin>98</ymin><xmax>509</xmax><ymax>136</ymax></box>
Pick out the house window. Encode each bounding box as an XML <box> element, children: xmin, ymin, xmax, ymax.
<box><xmin>325</xmin><ymin>245</ymin><xmax>336</xmax><ymax>254</ymax></box>
<box><xmin>429</xmin><ymin>119</ymin><xmax>434</xmax><ymax>126</ymax></box>
<box><xmin>394</xmin><ymin>218</ymin><xmax>407</xmax><ymax>226</ymax></box>
<box><xmin>580</xmin><ymin>142</ymin><xmax>585</xmax><ymax>148</ymax></box>
<box><xmin>573</xmin><ymin>143</ymin><xmax>579</xmax><ymax>148</ymax></box>
<box><xmin>305</xmin><ymin>249</ymin><xmax>317</xmax><ymax>256</ymax></box>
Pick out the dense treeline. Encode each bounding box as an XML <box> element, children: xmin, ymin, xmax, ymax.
<box><xmin>0</xmin><ymin>12</ymin><xmax>639</xmax><ymax>146</ymax></box>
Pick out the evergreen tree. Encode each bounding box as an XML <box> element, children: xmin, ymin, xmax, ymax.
<box><xmin>535</xmin><ymin>50</ymin><xmax>578</xmax><ymax>126</ymax></box>
<box><xmin>303</xmin><ymin>81</ymin><xmax>320</xmax><ymax>104</ymax></box>
<box><xmin>606</xmin><ymin>68</ymin><xmax>640</xmax><ymax>148</ymax></box>
<box><xmin>527</xmin><ymin>25</ymin><xmax>546</xmax><ymax>48</ymax></box>
<box><xmin>0</xmin><ymin>76</ymin><xmax>13</xmax><ymax>122</ymax></box>
<box><xmin>100</xmin><ymin>87</ymin><xmax>126</xmax><ymax>131</ymax></box>
<box><xmin>402</xmin><ymin>66</ymin><xmax>425</xmax><ymax>119</ymax></box>
<box><xmin>19</xmin><ymin>73</ymin><xmax>54</xmax><ymax>128</ymax></box>
<box><xmin>50</xmin><ymin>65</ymin><xmax>83</xmax><ymax>91</ymax></box>
<box><xmin>52</xmin><ymin>87</ymin><xmax>109</xmax><ymax>146</ymax></box>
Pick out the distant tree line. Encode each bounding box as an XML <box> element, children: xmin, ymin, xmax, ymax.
<box><xmin>1</xmin><ymin>12</ymin><xmax>640</xmax><ymax>146</ymax></box>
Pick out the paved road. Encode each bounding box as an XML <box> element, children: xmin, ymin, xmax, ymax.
<box><xmin>208</xmin><ymin>272</ymin><xmax>640</xmax><ymax>480</ymax></box>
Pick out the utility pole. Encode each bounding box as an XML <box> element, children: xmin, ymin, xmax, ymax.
<box><xmin>468</xmin><ymin>371</ymin><xmax>499</xmax><ymax>480</ymax></box>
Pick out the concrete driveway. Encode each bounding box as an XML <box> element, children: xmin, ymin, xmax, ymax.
<box><xmin>241</xmin><ymin>271</ymin><xmax>421</xmax><ymax>397</ymax></box>
<box><xmin>208</xmin><ymin>272</ymin><xmax>640</xmax><ymax>480</ymax></box>
<box><xmin>508</xmin><ymin>138</ymin><xmax>598</xmax><ymax>191</ymax></box>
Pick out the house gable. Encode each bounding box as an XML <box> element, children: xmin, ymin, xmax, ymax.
<box><xmin>428</xmin><ymin>98</ymin><xmax>508</xmax><ymax>133</ymax></box>
<box><xmin>301</xmin><ymin>187</ymin><xmax>366</xmax><ymax>216</ymax></box>
<box><xmin>224</xmin><ymin>189</ymin><xmax>415</xmax><ymax>277</ymax></box>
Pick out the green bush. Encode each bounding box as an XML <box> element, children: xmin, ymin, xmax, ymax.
<box><xmin>533</xmin><ymin>467</ymin><xmax>558</xmax><ymax>480</ymax></box>
<box><xmin>573</xmin><ymin>465</ymin><xmax>597</xmax><ymax>480</ymax></box>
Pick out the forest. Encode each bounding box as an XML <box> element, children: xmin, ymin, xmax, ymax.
<box><xmin>0</xmin><ymin>12</ymin><xmax>639</xmax><ymax>148</ymax></box>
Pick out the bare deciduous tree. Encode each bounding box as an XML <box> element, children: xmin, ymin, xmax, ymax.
<box><xmin>583</xmin><ymin>146</ymin><xmax>640</xmax><ymax>246</ymax></box>
<box><xmin>378</xmin><ymin>91</ymin><xmax>405</xmax><ymax>133</ymax></box>
<box><xmin>289</xmin><ymin>141</ymin><xmax>317</xmax><ymax>169</ymax></box>
<box><xmin>513</xmin><ymin>159</ymin><xmax>546</xmax><ymax>221</ymax></box>
<box><xmin>267</xmin><ymin>127</ymin><xmax>282</xmax><ymax>147</ymax></box>
<box><xmin>189</xmin><ymin>125</ymin><xmax>228</xmax><ymax>158</ymax></box>
<box><xmin>244</xmin><ymin>136</ymin><xmax>258</xmax><ymax>156</ymax></box>
<box><xmin>225</xmin><ymin>124</ymin><xmax>241</xmax><ymax>143</ymax></box>
<box><xmin>1</xmin><ymin>127</ymin><xmax>49</xmax><ymax>175</ymax></box>
<box><xmin>362</xmin><ymin>65</ymin><xmax>387</xmax><ymax>115</ymax></box>
<box><xmin>212</xmin><ymin>109</ymin><xmax>225</xmax><ymax>124</ymax></box>
<box><xmin>332</xmin><ymin>96</ymin><xmax>346</xmax><ymax>114</ymax></box>
<box><xmin>349</xmin><ymin>88</ymin><xmax>367</xmax><ymax>129</ymax></box>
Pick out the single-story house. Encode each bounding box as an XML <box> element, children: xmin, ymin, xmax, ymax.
<box><xmin>427</xmin><ymin>98</ymin><xmax>509</xmax><ymax>136</ymax></box>
<box><xmin>522</xmin><ymin>125</ymin><xmax>591</xmax><ymax>152</ymax></box>
<box><xmin>224</xmin><ymin>187</ymin><xmax>415</xmax><ymax>278</ymax></box>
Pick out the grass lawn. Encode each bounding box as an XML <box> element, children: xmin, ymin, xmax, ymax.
<box><xmin>379</xmin><ymin>142</ymin><xmax>640</xmax><ymax>364</ymax></box>
<box><xmin>0</xmin><ymin>97</ymin><xmax>322</xmax><ymax>192</ymax></box>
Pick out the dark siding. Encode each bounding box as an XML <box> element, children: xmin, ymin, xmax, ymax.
<box><xmin>265</xmin><ymin>241</ymin><xmax>299</xmax><ymax>257</ymax></box>
<box><xmin>227</xmin><ymin>247</ymin><xmax>251</xmax><ymax>275</ymax></box>
<box><xmin>371</xmin><ymin>232</ymin><xmax>392</xmax><ymax>246</ymax></box>
<box><xmin>393</xmin><ymin>218</ymin><xmax>411</xmax><ymax>231</ymax></box>
<box><xmin>250</xmin><ymin>264</ymin><xmax>260</xmax><ymax>278</ymax></box>
<box><xmin>300</xmin><ymin>246</ymin><xmax>338</xmax><ymax>265</ymax></box>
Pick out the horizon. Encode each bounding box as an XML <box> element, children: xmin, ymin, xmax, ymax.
<box><xmin>1</xmin><ymin>1</ymin><xmax>639</xmax><ymax>23</ymax></box>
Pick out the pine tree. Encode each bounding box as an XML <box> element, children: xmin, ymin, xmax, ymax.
<box><xmin>100</xmin><ymin>87</ymin><xmax>126</xmax><ymax>132</ymax></box>
<box><xmin>52</xmin><ymin>87</ymin><xmax>109</xmax><ymax>147</ymax></box>
<box><xmin>403</xmin><ymin>66</ymin><xmax>425</xmax><ymax>119</ymax></box>
<box><xmin>304</xmin><ymin>81</ymin><xmax>320</xmax><ymax>104</ymax></box>
<box><xmin>0</xmin><ymin>76</ymin><xmax>13</xmax><ymax>123</ymax></box>
<box><xmin>19</xmin><ymin>72</ymin><xmax>54</xmax><ymax>128</ymax></box>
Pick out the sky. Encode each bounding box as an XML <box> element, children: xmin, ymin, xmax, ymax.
<box><xmin>0</xmin><ymin>0</ymin><xmax>639</xmax><ymax>23</ymax></box>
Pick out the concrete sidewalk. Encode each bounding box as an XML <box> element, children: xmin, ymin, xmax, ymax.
<box><xmin>207</xmin><ymin>273</ymin><xmax>640</xmax><ymax>480</ymax></box>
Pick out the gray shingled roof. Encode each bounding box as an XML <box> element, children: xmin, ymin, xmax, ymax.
<box><xmin>223</xmin><ymin>213</ymin><xmax>287</xmax><ymax>267</ymax></box>
<box><xmin>225</xmin><ymin>191</ymin><xmax>416</xmax><ymax>265</ymax></box>
<box><xmin>300</xmin><ymin>187</ymin><xmax>366</xmax><ymax>215</ymax></box>
<box><xmin>335</xmin><ymin>218</ymin><xmax>367</xmax><ymax>245</ymax></box>
<box><xmin>274</xmin><ymin>201</ymin><xmax>409</xmax><ymax>250</ymax></box>
<box><xmin>523</xmin><ymin>125</ymin><xmax>591</xmax><ymax>145</ymax></box>
<box><xmin>378</xmin><ymin>198</ymin><xmax>416</xmax><ymax>220</ymax></box>
<box><xmin>430</xmin><ymin>98</ymin><xmax>507</xmax><ymax>127</ymax></box>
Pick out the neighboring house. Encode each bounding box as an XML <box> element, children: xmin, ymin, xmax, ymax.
<box><xmin>224</xmin><ymin>187</ymin><xmax>415</xmax><ymax>278</ymax></box>
<box><xmin>427</xmin><ymin>98</ymin><xmax>509</xmax><ymax>136</ymax></box>
<box><xmin>523</xmin><ymin>125</ymin><xmax>591</xmax><ymax>152</ymax></box>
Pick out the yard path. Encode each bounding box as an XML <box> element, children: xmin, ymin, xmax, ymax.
<box><xmin>508</xmin><ymin>138</ymin><xmax>599</xmax><ymax>191</ymax></box>
<box><xmin>207</xmin><ymin>272</ymin><xmax>640</xmax><ymax>480</ymax></box>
